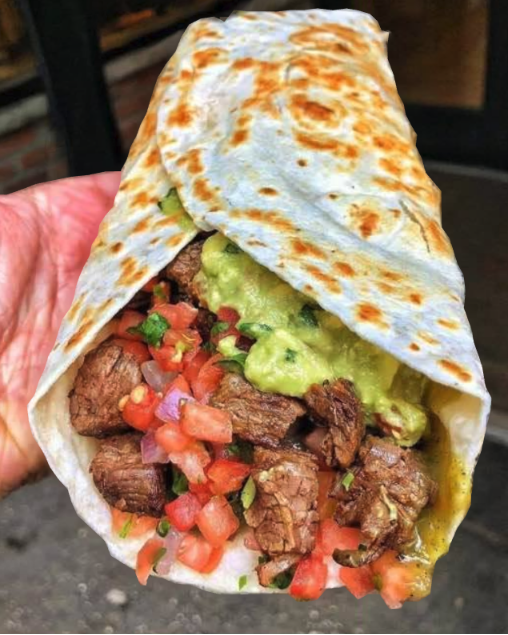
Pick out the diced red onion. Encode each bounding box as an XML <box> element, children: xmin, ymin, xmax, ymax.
<box><xmin>156</xmin><ymin>528</ymin><xmax>184</xmax><ymax>575</ymax></box>
<box><xmin>141</xmin><ymin>430</ymin><xmax>170</xmax><ymax>464</ymax></box>
<box><xmin>155</xmin><ymin>388</ymin><xmax>194</xmax><ymax>423</ymax></box>
<box><xmin>141</xmin><ymin>361</ymin><xmax>178</xmax><ymax>393</ymax></box>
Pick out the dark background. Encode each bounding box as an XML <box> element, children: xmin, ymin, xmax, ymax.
<box><xmin>0</xmin><ymin>1</ymin><xmax>507</xmax><ymax>633</ymax></box>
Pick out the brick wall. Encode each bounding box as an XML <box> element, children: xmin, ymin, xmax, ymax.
<box><xmin>0</xmin><ymin>59</ymin><xmax>166</xmax><ymax>195</ymax></box>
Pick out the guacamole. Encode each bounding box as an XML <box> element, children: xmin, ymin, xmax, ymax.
<box><xmin>194</xmin><ymin>233</ymin><xmax>429</xmax><ymax>446</ymax></box>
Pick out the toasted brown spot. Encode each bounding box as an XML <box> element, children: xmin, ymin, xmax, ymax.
<box><xmin>381</xmin><ymin>270</ymin><xmax>403</xmax><ymax>282</ymax></box>
<box><xmin>357</xmin><ymin>211</ymin><xmax>379</xmax><ymax>239</ymax></box>
<box><xmin>379</xmin><ymin>158</ymin><xmax>403</xmax><ymax>177</ymax></box>
<box><xmin>409</xmin><ymin>293</ymin><xmax>423</xmax><ymax>306</ymax></box>
<box><xmin>133</xmin><ymin>191</ymin><xmax>155</xmax><ymax>207</ymax></box>
<box><xmin>426</xmin><ymin>220</ymin><xmax>452</xmax><ymax>256</ymax></box>
<box><xmin>231</xmin><ymin>129</ymin><xmax>249</xmax><ymax>146</ymax></box>
<box><xmin>418</xmin><ymin>331</ymin><xmax>438</xmax><ymax>346</ymax></box>
<box><xmin>232</xmin><ymin>57</ymin><xmax>256</xmax><ymax>71</ymax></box>
<box><xmin>439</xmin><ymin>360</ymin><xmax>472</xmax><ymax>382</ymax></box>
<box><xmin>193</xmin><ymin>178</ymin><xmax>216</xmax><ymax>203</ymax></box>
<box><xmin>294</xmin><ymin>131</ymin><xmax>357</xmax><ymax>158</ymax></box>
<box><xmin>328</xmin><ymin>193</ymin><xmax>338</xmax><ymax>200</ymax></box>
<box><xmin>304</xmin><ymin>284</ymin><xmax>314</xmax><ymax>294</ymax></box>
<box><xmin>297</xmin><ymin>158</ymin><xmax>307</xmax><ymax>167</ymax></box>
<box><xmin>373</xmin><ymin>134</ymin><xmax>410</xmax><ymax>154</ymax></box>
<box><xmin>290</xmin><ymin>94</ymin><xmax>336</xmax><ymax>123</ymax></box>
<box><xmin>110</xmin><ymin>242</ymin><xmax>123</xmax><ymax>255</ymax></box>
<box><xmin>438</xmin><ymin>318</ymin><xmax>459</xmax><ymax>330</ymax></box>
<box><xmin>119</xmin><ymin>177</ymin><xmax>143</xmax><ymax>193</ymax></box>
<box><xmin>247</xmin><ymin>238</ymin><xmax>267</xmax><ymax>248</ymax></box>
<box><xmin>259</xmin><ymin>187</ymin><xmax>278</xmax><ymax>196</ymax></box>
<box><xmin>409</xmin><ymin>343</ymin><xmax>420</xmax><ymax>352</ymax></box>
<box><xmin>179</xmin><ymin>69</ymin><xmax>193</xmax><ymax>81</ymax></box>
<box><xmin>167</xmin><ymin>102</ymin><xmax>193</xmax><ymax>128</ymax></box>
<box><xmin>67</xmin><ymin>294</ymin><xmax>84</xmax><ymax>322</ymax></box>
<box><xmin>120</xmin><ymin>256</ymin><xmax>137</xmax><ymax>279</ymax></box>
<box><xmin>304</xmin><ymin>264</ymin><xmax>341</xmax><ymax>293</ymax></box>
<box><xmin>166</xmin><ymin>234</ymin><xmax>184</xmax><ymax>248</ymax></box>
<box><xmin>150</xmin><ymin>237</ymin><xmax>160</xmax><ymax>246</ymax></box>
<box><xmin>64</xmin><ymin>319</ymin><xmax>92</xmax><ymax>351</ymax></box>
<box><xmin>101</xmin><ymin>298</ymin><xmax>115</xmax><ymax>312</ymax></box>
<box><xmin>353</xmin><ymin>121</ymin><xmax>372</xmax><ymax>135</ymax></box>
<box><xmin>334</xmin><ymin>262</ymin><xmax>355</xmax><ymax>277</ymax></box>
<box><xmin>291</xmin><ymin>238</ymin><xmax>326</xmax><ymax>260</ymax></box>
<box><xmin>133</xmin><ymin>219</ymin><xmax>149</xmax><ymax>234</ymax></box>
<box><xmin>356</xmin><ymin>302</ymin><xmax>385</xmax><ymax>327</ymax></box>
<box><xmin>187</xmin><ymin>149</ymin><xmax>204</xmax><ymax>175</ymax></box>
<box><xmin>377</xmin><ymin>281</ymin><xmax>397</xmax><ymax>295</ymax></box>
<box><xmin>232</xmin><ymin>208</ymin><xmax>294</xmax><ymax>233</ymax></box>
<box><xmin>193</xmin><ymin>48</ymin><xmax>226</xmax><ymax>69</ymax></box>
<box><xmin>143</xmin><ymin>147</ymin><xmax>159</xmax><ymax>169</ymax></box>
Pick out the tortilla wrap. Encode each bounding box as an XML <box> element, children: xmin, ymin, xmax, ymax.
<box><xmin>29</xmin><ymin>9</ymin><xmax>490</xmax><ymax>596</ymax></box>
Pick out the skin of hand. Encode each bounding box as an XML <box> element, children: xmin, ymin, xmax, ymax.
<box><xmin>0</xmin><ymin>172</ymin><xmax>121</xmax><ymax>498</ymax></box>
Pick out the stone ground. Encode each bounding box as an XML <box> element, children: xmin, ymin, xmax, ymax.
<box><xmin>1</xmin><ymin>438</ymin><xmax>507</xmax><ymax>634</ymax></box>
<box><xmin>1</xmin><ymin>164</ymin><xmax>507</xmax><ymax>633</ymax></box>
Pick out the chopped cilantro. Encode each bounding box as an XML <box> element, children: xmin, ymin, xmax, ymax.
<box><xmin>211</xmin><ymin>321</ymin><xmax>229</xmax><ymax>336</ymax></box>
<box><xmin>153</xmin><ymin>283</ymin><xmax>167</xmax><ymax>301</ymax></box>
<box><xmin>127</xmin><ymin>312</ymin><xmax>169</xmax><ymax>348</ymax></box>
<box><xmin>224</xmin><ymin>242</ymin><xmax>241</xmax><ymax>254</ymax></box>
<box><xmin>284</xmin><ymin>348</ymin><xmax>297</xmax><ymax>363</ymax></box>
<box><xmin>217</xmin><ymin>353</ymin><xmax>248</xmax><ymax>374</ymax></box>
<box><xmin>119</xmin><ymin>515</ymin><xmax>134</xmax><ymax>539</ymax></box>
<box><xmin>238</xmin><ymin>575</ymin><xmax>248</xmax><ymax>591</ymax></box>
<box><xmin>341</xmin><ymin>472</ymin><xmax>355</xmax><ymax>491</ymax></box>
<box><xmin>156</xmin><ymin>518</ymin><xmax>171</xmax><ymax>538</ymax></box>
<box><xmin>298</xmin><ymin>304</ymin><xmax>319</xmax><ymax>327</ymax></box>
<box><xmin>268</xmin><ymin>570</ymin><xmax>294</xmax><ymax>590</ymax></box>
<box><xmin>226</xmin><ymin>439</ymin><xmax>253</xmax><ymax>463</ymax></box>
<box><xmin>203</xmin><ymin>341</ymin><xmax>216</xmax><ymax>353</ymax></box>
<box><xmin>238</xmin><ymin>323</ymin><xmax>273</xmax><ymax>339</ymax></box>
<box><xmin>152</xmin><ymin>547</ymin><xmax>167</xmax><ymax>573</ymax></box>
<box><xmin>171</xmin><ymin>466</ymin><xmax>189</xmax><ymax>496</ymax></box>
<box><xmin>241</xmin><ymin>476</ymin><xmax>256</xmax><ymax>510</ymax></box>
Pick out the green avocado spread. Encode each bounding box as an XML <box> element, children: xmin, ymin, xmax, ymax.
<box><xmin>194</xmin><ymin>233</ymin><xmax>429</xmax><ymax>446</ymax></box>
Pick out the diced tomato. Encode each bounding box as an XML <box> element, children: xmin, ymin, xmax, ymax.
<box><xmin>181</xmin><ymin>402</ymin><xmax>232</xmax><ymax>443</ymax></box>
<box><xmin>217</xmin><ymin>307</ymin><xmax>240</xmax><ymax>326</ymax></box>
<box><xmin>196</xmin><ymin>495</ymin><xmax>240</xmax><ymax>547</ymax></box>
<box><xmin>112</xmin><ymin>339</ymin><xmax>151</xmax><ymax>364</ymax></box>
<box><xmin>136</xmin><ymin>536</ymin><xmax>165</xmax><ymax>585</ymax></box>
<box><xmin>339</xmin><ymin>565</ymin><xmax>375</xmax><ymax>599</ymax></box>
<box><xmin>371</xmin><ymin>551</ymin><xmax>418</xmax><ymax>609</ymax></box>
<box><xmin>189</xmin><ymin>481</ymin><xmax>214</xmax><ymax>505</ymax></box>
<box><xmin>122</xmin><ymin>384</ymin><xmax>160</xmax><ymax>432</ymax></box>
<box><xmin>200</xmin><ymin>546</ymin><xmax>224</xmax><ymax>574</ymax></box>
<box><xmin>207</xmin><ymin>459</ymin><xmax>251</xmax><ymax>495</ymax></box>
<box><xmin>142</xmin><ymin>277</ymin><xmax>158</xmax><ymax>293</ymax></box>
<box><xmin>183</xmin><ymin>349</ymin><xmax>211</xmax><ymax>385</ymax></box>
<box><xmin>315</xmin><ymin>520</ymin><xmax>362</xmax><ymax>557</ymax></box>
<box><xmin>164</xmin><ymin>329</ymin><xmax>202</xmax><ymax>362</ymax></box>
<box><xmin>191</xmin><ymin>354</ymin><xmax>225</xmax><ymax>403</ymax></box>
<box><xmin>155</xmin><ymin>422</ymin><xmax>192</xmax><ymax>453</ymax></box>
<box><xmin>117</xmin><ymin>310</ymin><xmax>145</xmax><ymax>341</ymax></box>
<box><xmin>211</xmin><ymin>443</ymin><xmax>228</xmax><ymax>460</ymax></box>
<box><xmin>152</xmin><ymin>281</ymin><xmax>170</xmax><ymax>306</ymax></box>
<box><xmin>317</xmin><ymin>471</ymin><xmax>338</xmax><ymax>520</ymax></box>
<box><xmin>177</xmin><ymin>534</ymin><xmax>213</xmax><ymax>572</ymax></box>
<box><xmin>111</xmin><ymin>508</ymin><xmax>158</xmax><ymax>538</ymax></box>
<box><xmin>164</xmin><ymin>492</ymin><xmax>202</xmax><ymax>531</ymax></box>
<box><xmin>289</xmin><ymin>555</ymin><xmax>328</xmax><ymax>601</ymax></box>
<box><xmin>152</xmin><ymin>302</ymin><xmax>198</xmax><ymax>330</ymax></box>
<box><xmin>168</xmin><ymin>373</ymin><xmax>192</xmax><ymax>395</ymax></box>
<box><xmin>244</xmin><ymin>529</ymin><xmax>261</xmax><ymax>551</ymax></box>
<box><xmin>149</xmin><ymin>344</ymin><xmax>184</xmax><ymax>373</ymax></box>
<box><xmin>169</xmin><ymin>441</ymin><xmax>211</xmax><ymax>484</ymax></box>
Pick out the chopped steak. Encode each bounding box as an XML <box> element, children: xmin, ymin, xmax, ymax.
<box><xmin>333</xmin><ymin>436</ymin><xmax>437</xmax><ymax>566</ymax></box>
<box><xmin>166</xmin><ymin>236</ymin><xmax>205</xmax><ymax>301</ymax></box>
<box><xmin>123</xmin><ymin>289</ymin><xmax>151</xmax><ymax>312</ymax></box>
<box><xmin>194</xmin><ymin>307</ymin><xmax>216</xmax><ymax>342</ymax></box>
<box><xmin>90</xmin><ymin>434</ymin><xmax>166</xmax><ymax>516</ymax></box>
<box><xmin>244</xmin><ymin>447</ymin><xmax>319</xmax><ymax>556</ymax></box>
<box><xmin>210</xmin><ymin>374</ymin><xmax>306</xmax><ymax>447</ymax></box>
<box><xmin>304</xmin><ymin>379</ymin><xmax>364</xmax><ymax>469</ymax></box>
<box><xmin>257</xmin><ymin>553</ymin><xmax>301</xmax><ymax>588</ymax></box>
<box><xmin>69</xmin><ymin>340</ymin><xmax>141</xmax><ymax>437</ymax></box>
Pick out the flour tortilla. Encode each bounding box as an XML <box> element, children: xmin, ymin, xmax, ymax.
<box><xmin>29</xmin><ymin>9</ymin><xmax>490</xmax><ymax>595</ymax></box>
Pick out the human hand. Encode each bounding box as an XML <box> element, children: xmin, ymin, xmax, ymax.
<box><xmin>0</xmin><ymin>172</ymin><xmax>121</xmax><ymax>497</ymax></box>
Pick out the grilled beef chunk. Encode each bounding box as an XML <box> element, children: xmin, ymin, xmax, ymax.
<box><xmin>166</xmin><ymin>236</ymin><xmax>205</xmax><ymax>301</ymax></box>
<box><xmin>90</xmin><ymin>434</ymin><xmax>166</xmax><ymax>516</ymax></box>
<box><xmin>123</xmin><ymin>289</ymin><xmax>151</xmax><ymax>312</ymax></box>
<box><xmin>69</xmin><ymin>340</ymin><xmax>141</xmax><ymax>437</ymax></box>
<box><xmin>333</xmin><ymin>436</ymin><xmax>437</xmax><ymax>567</ymax></box>
<box><xmin>194</xmin><ymin>307</ymin><xmax>216</xmax><ymax>342</ymax></box>
<box><xmin>244</xmin><ymin>447</ymin><xmax>319</xmax><ymax>556</ymax></box>
<box><xmin>304</xmin><ymin>379</ymin><xmax>364</xmax><ymax>469</ymax></box>
<box><xmin>210</xmin><ymin>374</ymin><xmax>306</xmax><ymax>447</ymax></box>
<box><xmin>257</xmin><ymin>553</ymin><xmax>301</xmax><ymax>588</ymax></box>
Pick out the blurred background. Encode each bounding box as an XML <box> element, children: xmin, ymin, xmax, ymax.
<box><xmin>1</xmin><ymin>1</ymin><xmax>507</xmax><ymax>633</ymax></box>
